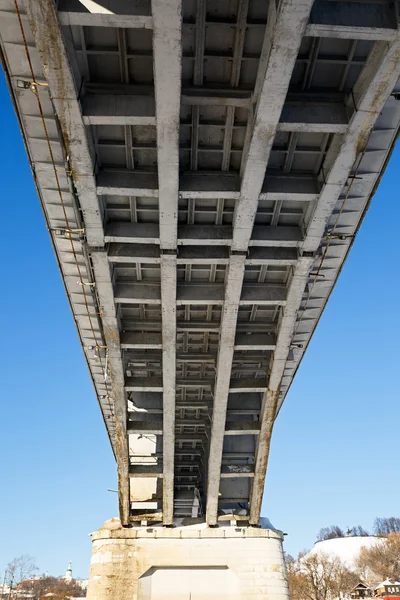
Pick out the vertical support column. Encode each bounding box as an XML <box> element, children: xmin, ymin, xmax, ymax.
<box><xmin>152</xmin><ymin>0</ymin><xmax>182</xmax><ymax>524</ymax></box>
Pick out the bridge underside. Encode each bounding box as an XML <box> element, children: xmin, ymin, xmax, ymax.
<box><xmin>1</xmin><ymin>0</ymin><xmax>399</xmax><ymax>526</ymax></box>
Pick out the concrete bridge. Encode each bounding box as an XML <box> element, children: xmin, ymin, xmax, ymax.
<box><xmin>1</xmin><ymin>0</ymin><xmax>400</xmax><ymax>540</ymax></box>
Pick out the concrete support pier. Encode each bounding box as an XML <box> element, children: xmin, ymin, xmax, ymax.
<box><xmin>87</xmin><ymin>519</ymin><xmax>289</xmax><ymax>600</ymax></box>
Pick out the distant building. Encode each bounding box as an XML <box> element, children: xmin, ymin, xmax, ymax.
<box><xmin>2</xmin><ymin>562</ymin><xmax>87</xmax><ymax>600</ymax></box>
<box><xmin>75</xmin><ymin>581</ymin><xmax>87</xmax><ymax>591</ymax></box>
<box><xmin>349</xmin><ymin>579</ymin><xmax>400</xmax><ymax>600</ymax></box>
<box><xmin>61</xmin><ymin>562</ymin><xmax>87</xmax><ymax>591</ymax></box>
<box><xmin>64</xmin><ymin>562</ymin><xmax>72</xmax><ymax>582</ymax></box>
<box><xmin>0</xmin><ymin>584</ymin><xmax>12</xmax><ymax>598</ymax></box>
<box><xmin>351</xmin><ymin>582</ymin><xmax>374</xmax><ymax>599</ymax></box>
<box><xmin>375</xmin><ymin>580</ymin><xmax>400</xmax><ymax>599</ymax></box>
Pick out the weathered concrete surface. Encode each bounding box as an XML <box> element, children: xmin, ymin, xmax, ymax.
<box><xmin>87</xmin><ymin>519</ymin><xmax>289</xmax><ymax>600</ymax></box>
<box><xmin>2</xmin><ymin>0</ymin><xmax>400</xmax><ymax>526</ymax></box>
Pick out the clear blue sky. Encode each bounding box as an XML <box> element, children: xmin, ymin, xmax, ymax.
<box><xmin>1</xmin><ymin>69</ymin><xmax>399</xmax><ymax>579</ymax></box>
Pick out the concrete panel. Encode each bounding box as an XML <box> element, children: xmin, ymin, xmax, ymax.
<box><xmin>138</xmin><ymin>567</ymin><xmax>240</xmax><ymax>599</ymax></box>
<box><xmin>87</xmin><ymin>520</ymin><xmax>289</xmax><ymax>600</ymax></box>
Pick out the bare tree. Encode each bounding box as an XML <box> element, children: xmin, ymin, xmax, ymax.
<box><xmin>6</xmin><ymin>556</ymin><xmax>38</xmax><ymax>588</ymax></box>
<box><xmin>316</xmin><ymin>526</ymin><xmax>345</xmax><ymax>542</ymax></box>
<box><xmin>356</xmin><ymin>533</ymin><xmax>400</xmax><ymax>581</ymax></box>
<box><xmin>287</xmin><ymin>551</ymin><xmax>358</xmax><ymax>600</ymax></box>
<box><xmin>374</xmin><ymin>517</ymin><xmax>400</xmax><ymax>537</ymax></box>
<box><xmin>19</xmin><ymin>576</ymin><xmax>85</xmax><ymax>600</ymax></box>
<box><xmin>286</xmin><ymin>554</ymin><xmax>310</xmax><ymax>600</ymax></box>
<box><xmin>350</xmin><ymin>525</ymin><xmax>370</xmax><ymax>537</ymax></box>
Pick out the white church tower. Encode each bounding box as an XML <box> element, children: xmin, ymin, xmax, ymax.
<box><xmin>65</xmin><ymin>561</ymin><xmax>72</xmax><ymax>582</ymax></box>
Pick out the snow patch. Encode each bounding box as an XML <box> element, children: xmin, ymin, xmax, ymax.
<box><xmin>309</xmin><ymin>536</ymin><xmax>384</xmax><ymax>570</ymax></box>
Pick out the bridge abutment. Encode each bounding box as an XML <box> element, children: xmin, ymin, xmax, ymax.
<box><xmin>87</xmin><ymin>519</ymin><xmax>289</xmax><ymax>600</ymax></box>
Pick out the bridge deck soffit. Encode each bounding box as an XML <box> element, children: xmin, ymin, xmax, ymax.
<box><xmin>1</xmin><ymin>0</ymin><xmax>399</xmax><ymax>525</ymax></box>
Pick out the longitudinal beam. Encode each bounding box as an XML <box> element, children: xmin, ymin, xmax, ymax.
<box><xmin>22</xmin><ymin>0</ymin><xmax>130</xmax><ymax>524</ymax></box>
<box><xmin>152</xmin><ymin>0</ymin><xmax>182</xmax><ymax>525</ymax></box>
<box><xmin>249</xmin><ymin>257</ymin><xmax>313</xmax><ymax>524</ymax></box>
<box><xmin>160</xmin><ymin>254</ymin><xmax>177</xmax><ymax>525</ymax></box>
<box><xmin>233</xmin><ymin>0</ymin><xmax>315</xmax><ymax>253</ymax></box>
<box><xmin>205</xmin><ymin>0</ymin><xmax>315</xmax><ymax>526</ymax></box>
<box><xmin>23</xmin><ymin>0</ymin><xmax>103</xmax><ymax>247</ymax></box>
<box><xmin>304</xmin><ymin>36</ymin><xmax>400</xmax><ymax>253</ymax></box>
<box><xmin>249</xmin><ymin>28</ymin><xmax>400</xmax><ymax>525</ymax></box>
<box><xmin>91</xmin><ymin>252</ymin><xmax>130</xmax><ymax>525</ymax></box>
<box><xmin>206</xmin><ymin>254</ymin><xmax>246</xmax><ymax>524</ymax></box>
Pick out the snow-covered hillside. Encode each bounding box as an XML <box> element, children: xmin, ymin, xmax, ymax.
<box><xmin>308</xmin><ymin>536</ymin><xmax>383</xmax><ymax>570</ymax></box>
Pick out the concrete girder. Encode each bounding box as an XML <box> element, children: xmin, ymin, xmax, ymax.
<box><xmin>1</xmin><ymin>0</ymin><xmax>398</xmax><ymax>528</ymax></box>
<box><xmin>234</xmin><ymin>333</ymin><xmax>276</xmax><ymax>351</ymax></box>
<box><xmin>125</xmin><ymin>351</ymin><xmax>217</xmax><ymax>363</ymax></box>
<box><xmin>121</xmin><ymin>332</ymin><xmax>162</xmax><ymax>349</ymax></box>
<box><xmin>173</xmin><ymin>434</ymin><xmax>206</xmax><ymax>444</ymax></box>
<box><xmin>97</xmin><ymin>171</ymin><xmax>319</xmax><ymax>201</ymax></box>
<box><xmin>152</xmin><ymin>0</ymin><xmax>181</xmax><ymax>251</ymax></box>
<box><xmin>304</xmin><ymin>34</ymin><xmax>400</xmax><ymax>253</ymax></box>
<box><xmin>106</xmin><ymin>243</ymin><xmax>298</xmax><ymax>266</ymax></box>
<box><xmin>90</xmin><ymin>251</ymin><xmax>130</xmax><ymax>526</ymax></box>
<box><xmin>232</xmin><ymin>0</ymin><xmax>315</xmax><ymax>253</ymax></box>
<box><xmin>242</xmin><ymin>34</ymin><xmax>400</xmax><ymax>520</ymax></box>
<box><xmin>125</xmin><ymin>378</ymin><xmax>214</xmax><ymax>392</ymax></box>
<box><xmin>21</xmin><ymin>0</ymin><xmax>130</xmax><ymax>525</ymax></box>
<box><xmin>128</xmin><ymin>420</ymin><xmax>164</xmax><ymax>436</ymax></box>
<box><xmin>113</xmin><ymin>282</ymin><xmax>287</xmax><ymax>306</ymax></box>
<box><xmin>125</xmin><ymin>377</ymin><xmax>269</xmax><ymax>394</ymax></box>
<box><xmin>129</xmin><ymin>465</ymin><xmax>163</xmax><ymax>478</ymax></box>
<box><xmin>128</xmin><ymin>409</ymin><xmax>208</xmax><ymax>418</ymax></box>
<box><xmin>82</xmin><ymin>93</ymin><xmax>156</xmax><ymax>126</ymax></box>
<box><xmin>248</xmin><ymin>14</ymin><xmax>400</xmax><ymax>526</ymax></box>
<box><xmin>249</xmin><ymin>256</ymin><xmax>314</xmax><ymax>524</ymax></box>
<box><xmin>57</xmin><ymin>0</ymin><xmax>153</xmax><ymax>28</ymax></box>
<box><xmin>225</xmin><ymin>422</ymin><xmax>261</xmax><ymax>435</ymax></box>
<box><xmin>129</xmin><ymin>464</ymin><xmax>256</xmax><ymax>478</ymax></box>
<box><xmin>205</xmin><ymin>254</ymin><xmax>246</xmax><ymax>524</ymax></box>
<box><xmin>306</xmin><ymin>1</ymin><xmax>398</xmax><ymax>41</ymax></box>
<box><xmin>205</xmin><ymin>0</ymin><xmax>315</xmax><ymax>526</ymax></box>
<box><xmin>220</xmin><ymin>466</ymin><xmax>255</xmax><ymax>478</ymax></box>
<box><xmin>122</xmin><ymin>322</ymin><xmax>275</xmax><ymax>334</ymax></box>
<box><xmin>80</xmin><ymin>90</ymin><xmax>349</xmax><ymax>133</ymax></box>
<box><xmin>160</xmin><ymin>254</ymin><xmax>177</xmax><ymax>524</ymax></box>
<box><xmin>146</xmin><ymin>0</ymin><xmax>181</xmax><ymax>525</ymax></box>
<box><xmin>23</xmin><ymin>0</ymin><xmax>104</xmax><ymax>247</ymax></box>
<box><xmin>127</xmin><ymin>421</ymin><xmax>260</xmax><ymax>436</ymax></box>
<box><xmin>56</xmin><ymin>0</ymin><xmax>398</xmax><ymax>41</ymax></box>
<box><xmin>105</xmin><ymin>222</ymin><xmax>303</xmax><ymax>247</ymax></box>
